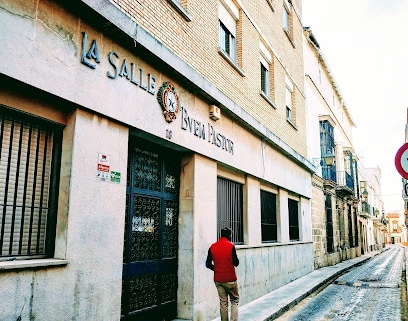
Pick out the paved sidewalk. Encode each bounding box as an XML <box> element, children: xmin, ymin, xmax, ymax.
<box><xmin>209</xmin><ymin>250</ymin><xmax>383</xmax><ymax>321</ymax></box>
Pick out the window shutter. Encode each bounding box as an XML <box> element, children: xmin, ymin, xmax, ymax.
<box><xmin>0</xmin><ymin>114</ymin><xmax>54</xmax><ymax>257</ymax></box>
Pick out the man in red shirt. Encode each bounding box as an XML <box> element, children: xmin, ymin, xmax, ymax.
<box><xmin>206</xmin><ymin>227</ymin><xmax>240</xmax><ymax>321</ymax></box>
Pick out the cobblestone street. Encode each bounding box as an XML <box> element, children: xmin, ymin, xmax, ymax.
<box><xmin>275</xmin><ymin>246</ymin><xmax>407</xmax><ymax>321</ymax></box>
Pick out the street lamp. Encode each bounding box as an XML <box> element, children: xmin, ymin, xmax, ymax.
<box><xmin>362</xmin><ymin>189</ymin><xmax>368</xmax><ymax>202</ymax></box>
<box><xmin>322</xmin><ymin>152</ymin><xmax>335</xmax><ymax>166</ymax></box>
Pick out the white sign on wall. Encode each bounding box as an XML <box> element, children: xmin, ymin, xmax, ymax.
<box><xmin>97</xmin><ymin>153</ymin><xmax>110</xmax><ymax>181</ymax></box>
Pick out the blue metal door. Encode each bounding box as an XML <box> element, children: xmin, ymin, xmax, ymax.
<box><xmin>122</xmin><ymin>140</ymin><xmax>180</xmax><ymax>321</ymax></box>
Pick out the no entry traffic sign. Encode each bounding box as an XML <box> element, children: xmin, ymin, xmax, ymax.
<box><xmin>395</xmin><ymin>143</ymin><xmax>408</xmax><ymax>179</ymax></box>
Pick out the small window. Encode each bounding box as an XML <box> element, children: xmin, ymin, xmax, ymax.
<box><xmin>218</xmin><ymin>1</ymin><xmax>239</xmax><ymax>64</ymax></box>
<box><xmin>217</xmin><ymin>176</ymin><xmax>243</xmax><ymax>244</ymax></box>
<box><xmin>393</xmin><ymin>221</ymin><xmax>398</xmax><ymax>232</ymax></box>
<box><xmin>261</xmin><ymin>190</ymin><xmax>277</xmax><ymax>242</ymax></box>
<box><xmin>288</xmin><ymin>198</ymin><xmax>299</xmax><ymax>241</ymax></box>
<box><xmin>283</xmin><ymin>0</ymin><xmax>292</xmax><ymax>38</ymax></box>
<box><xmin>260</xmin><ymin>44</ymin><xmax>274</xmax><ymax>104</ymax></box>
<box><xmin>0</xmin><ymin>108</ymin><xmax>62</xmax><ymax>259</ymax></box>
<box><xmin>260</xmin><ymin>62</ymin><xmax>269</xmax><ymax>96</ymax></box>
<box><xmin>286</xmin><ymin>86</ymin><xmax>293</xmax><ymax>121</ymax></box>
<box><xmin>283</xmin><ymin>6</ymin><xmax>290</xmax><ymax>32</ymax></box>
<box><xmin>219</xmin><ymin>21</ymin><xmax>236</xmax><ymax>62</ymax></box>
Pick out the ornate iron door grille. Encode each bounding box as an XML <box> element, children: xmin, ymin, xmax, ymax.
<box><xmin>122</xmin><ymin>140</ymin><xmax>180</xmax><ymax>321</ymax></box>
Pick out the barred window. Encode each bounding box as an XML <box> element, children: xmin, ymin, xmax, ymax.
<box><xmin>217</xmin><ymin>177</ymin><xmax>243</xmax><ymax>244</ymax></box>
<box><xmin>288</xmin><ymin>198</ymin><xmax>299</xmax><ymax>241</ymax></box>
<box><xmin>261</xmin><ymin>190</ymin><xmax>277</xmax><ymax>243</ymax></box>
<box><xmin>0</xmin><ymin>107</ymin><xmax>62</xmax><ymax>259</ymax></box>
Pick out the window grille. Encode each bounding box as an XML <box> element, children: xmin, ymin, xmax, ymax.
<box><xmin>288</xmin><ymin>198</ymin><xmax>299</xmax><ymax>241</ymax></box>
<box><xmin>217</xmin><ymin>177</ymin><xmax>243</xmax><ymax>244</ymax></box>
<box><xmin>261</xmin><ymin>190</ymin><xmax>277</xmax><ymax>242</ymax></box>
<box><xmin>0</xmin><ymin>108</ymin><xmax>62</xmax><ymax>258</ymax></box>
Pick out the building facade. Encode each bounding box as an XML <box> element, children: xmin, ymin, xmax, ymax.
<box><xmin>304</xmin><ymin>27</ymin><xmax>359</xmax><ymax>268</ymax></box>
<box><xmin>303</xmin><ymin>28</ymin><xmax>385</xmax><ymax>269</ymax></box>
<box><xmin>0</xmin><ymin>0</ymin><xmax>314</xmax><ymax>320</ymax></box>
<box><xmin>362</xmin><ymin>167</ymin><xmax>386</xmax><ymax>251</ymax></box>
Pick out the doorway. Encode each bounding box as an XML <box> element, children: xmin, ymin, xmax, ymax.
<box><xmin>121</xmin><ymin>139</ymin><xmax>180</xmax><ymax>321</ymax></box>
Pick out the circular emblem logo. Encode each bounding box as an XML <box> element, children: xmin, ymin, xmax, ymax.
<box><xmin>157</xmin><ymin>82</ymin><xmax>180</xmax><ymax>123</ymax></box>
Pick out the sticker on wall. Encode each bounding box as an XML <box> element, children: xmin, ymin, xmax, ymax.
<box><xmin>110</xmin><ymin>171</ymin><xmax>121</xmax><ymax>184</ymax></box>
<box><xmin>97</xmin><ymin>153</ymin><xmax>110</xmax><ymax>181</ymax></box>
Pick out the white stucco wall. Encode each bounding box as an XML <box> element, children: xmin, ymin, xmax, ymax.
<box><xmin>0</xmin><ymin>110</ymin><xmax>128</xmax><ymax>320</ymax></box>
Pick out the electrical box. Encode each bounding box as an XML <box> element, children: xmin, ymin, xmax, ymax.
<box><xmin>209</xmin><ymin>105</ymin><xmax>220</xmax><ymax>121</ymax></box>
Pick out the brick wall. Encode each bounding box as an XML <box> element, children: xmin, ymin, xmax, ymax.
<box><xmin>109</xmin><ymin>0</ymin><xmax>307</xmax><ymax>156</ymax></box>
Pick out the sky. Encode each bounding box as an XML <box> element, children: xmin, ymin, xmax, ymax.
<box><xmin>302</xmin><ymin>0</ymin><xmax>408</xmax><ymax>212</ymax></box>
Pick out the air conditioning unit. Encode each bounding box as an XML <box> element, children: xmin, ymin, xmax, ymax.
<box><xmin>209</xmin><ymin>105</ymin><xmax>220</xmax><ymax>121</ymax></box>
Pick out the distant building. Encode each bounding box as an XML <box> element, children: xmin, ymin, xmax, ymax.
<box><xmin>385</xmin><ymin>212</ymin><xmax>404</xmax><ymax>244</ymax></box>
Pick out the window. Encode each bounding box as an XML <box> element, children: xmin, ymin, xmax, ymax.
<box><xmin>217</xmin><ymin>176</ymin><xmax>243</xmax><ymax>244</ymax></box>
<box><xmin>260</xmin><ymin>62</ymin><xmax>269</xmax><ymax>96</ymax></box>
<box><xmin>0</xmin><ymin>107</ymin><xmax>62</xmax><ymax>259</ymax></box>
<box><xmin>283</xmin><ymin>5</ymin><xmax>290</xmax><ymax>32</ymax></box>
<box><xmin>283</xmin><ymin>0</ymin><xmax>292</xmax><ymax>38</ymax></box>
<box><xmin>285</xmin><ymin>77</ymin><xmax>294</xmax><ymax>122</ymax></box>
<box><xmin>285</xmin><ymin>87</ymin><xmax>292</xmax><ymax>120</ymax></box>
<box><xmin>218</xmin><ymin>1</ymin><xmax>238</xmax><ymax>63</ymax></box>
<box><xmin>261</xmin><ymin>190</ymin><xmax>277</xmax><ymax>242</ymax></box>
<box><xmin>319</xmin><ymin>120</ymin><xmax>336</xmax><ymax>182</ymax></box>
<box><xmin>393</xmin><ymin>221</ymin><xmax>398</xmax><ymax>232</ymax></box>
<box><xmin>219</xmin><ymin>22</ymin><xmax>236</xmax><ymax>61</ymax></box>
<box><xmin>260</xmin><ymin>43</ymin><xmax>274</xmax><ymax>103</ymax></box>
<box><xmin>288</xmin><ymin>198</ymin><xmax>299</xmax><ymax>241</ymax></box>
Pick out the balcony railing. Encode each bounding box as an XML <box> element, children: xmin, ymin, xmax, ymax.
<box><xmin>361</xmin><ymin>202</ymin><xmax>371</xmax><ymax>215</ymax></box>
<box><xmin>334</xmin><ymin>170</ymin><xmax>354</xmax><ymax>197</ymax></box>
<box><xmin>337</xmin><ymin>170</ymin><xmax>354</xmax><ymax>189</ymax></box>
<box><xmin>322</xmin><ymin>166</ymin><xmax>336</xmax><ymax>183</ymax></box>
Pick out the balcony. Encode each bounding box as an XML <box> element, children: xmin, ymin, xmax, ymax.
<box><xmin>360</xmin><ymin>202</ymin><xmax>371</xmax><ymax>218</ymax></box>
<box><xmin>335</xmin><ymin>170</ymin><xmax>354</xmax><ymax>197</ymax></box>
